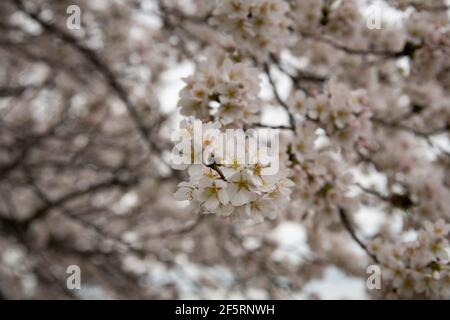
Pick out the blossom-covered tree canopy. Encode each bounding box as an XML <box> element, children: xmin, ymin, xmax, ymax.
<box><xmin>0</xmin><ymin>0</ymin><xmax>449</xmax><ymax>299</ymax></box>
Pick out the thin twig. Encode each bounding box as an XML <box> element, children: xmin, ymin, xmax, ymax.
<box><xmin>338</xmin><ymin>207</ymin><xmax>379</xmax><ymax>263</ymax></box>
<box><xmin>263</xmin><ymin>63</ymin><xmax>296</xmax><ymax>131</ymax></box>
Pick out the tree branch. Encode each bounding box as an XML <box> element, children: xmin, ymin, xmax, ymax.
<box><xmin>338</xmin><ymin>207</ymin><xmax>379</xmax><ymax>263</ymax></box>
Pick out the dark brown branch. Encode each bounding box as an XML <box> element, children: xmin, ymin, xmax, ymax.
<box><xmin>270</xmin><ymin>54</ymin><xmax>327</xmax><ymax>85</ymax></box>
<box><xmin>338</xmin><ymin>207</ymin><xmax>379</xmax><ymax>263</ymax></box>
<box><xmin>256</xmin><ymin>123</ymin><xmax>294</xmax><ymax>130</ymax></box>
<box><xmin>373</xmin><ymin>117</ymin><xmax>450</xmax><ymax>157</ymax></box>
<box><xmin>0</xmin><ymin>86</ymin><xmax>27</xmax><ymax>97</ymax></box>
<box><xmin>373</xmin><ymin>117</ymin><xmax>448</xmax><ymax>138</ymax></box>
<box><xmin>301</xmin><ymin>32</ymin><xmax>422</xmax><ymax>58</ymax></box>
<box><xmin>385</xmin><ymin>0</ymin><xmax>450</xmax><ymax>12</ymax></box>
<box><xmin>207</xmin><ymin>162</ymin><xmax>227</xmax><ymax>181</ymax></box>
<box><xmin>144</xmin><ymin>214</ymin><xmax>205</xmax><ymax>240</ymax></box>
<box><xmin>263</xmin><ymin>63</ymin><xmax>296</xmax><ymax>131</ymax></box>
<box><xmin>356</xmin><ymin>183</ymin><xmax>390</xmax><ymax>202</ymax></box>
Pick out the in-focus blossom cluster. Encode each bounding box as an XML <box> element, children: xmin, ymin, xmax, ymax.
<box><xmin>369</xmin><ymin>220</ymin><xmax>450</xmax><ymax>299</ymax></box>
<box><xmin>172</xmin><ymin>118</ymin><xmax>293</xmax><ymax>221</ymax></box>
<box><xmin>211</xmin><ymin>0</ymin><xmax>291</xmax><ymax>60</ymax></box>
<box><xmin>178</xmin><ymin>56</ymin><xmax>260</xmax><ymax>126</ymax></box>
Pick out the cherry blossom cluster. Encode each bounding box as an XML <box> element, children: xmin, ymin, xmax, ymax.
<box><xmin>178</xmin><ymin>56</ymin><xmax>260</xmax><ymax>126</ymax></box>
<box><xmin>211</xmin><ymin>0</ymin><xmax>291</xmax><ymax>60</ymax></box>
<box><xmin>286</xmin><ymin>123</ymin><xmax>358</xmax><ymax>223</ymax></box>
<box><xmin>172</xmin><ymin>117</ymin><xmax>294</xmax><ymax>221</ymax></box>
<box><xmin>369</xmin><ymin>133</ymin><xmax>450</xmax><ymax>225</ymax></box>
<box><xmin>369</xmin><ymin>220</ymin><xmax>450</xmax><ymax>299</ymax></box>
<box><xmin>325</xmin><ymin>0</ymin><xmax>361</xmax><ymax>38</ymax></box>
<box><xmin>290</xmin><ymin>0</ymin><xmax>324</xmax><ymax>33</ymax></box>
<box><xmin>405</xmin><ymin>167</ymin><xmax>450</xmax><ymax>225</ymax></box>
<box><xmin>288</xmin><ymin>80</ymin><xmax>372</xmax><ymax>153</ymax></box>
